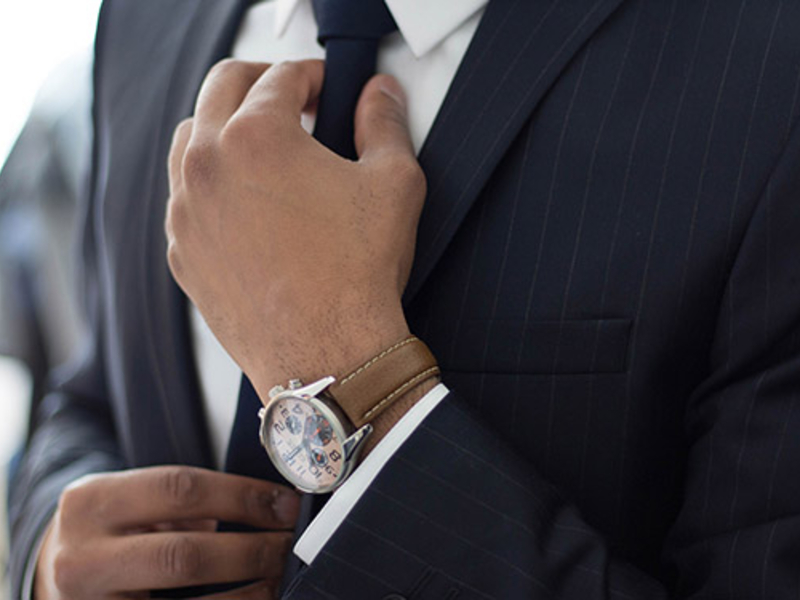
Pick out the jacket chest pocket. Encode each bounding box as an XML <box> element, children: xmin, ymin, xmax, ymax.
<box><xmin>439</xmin><ymin>318</ymin><xmax>632</xmax><ymax>375</ymax></box>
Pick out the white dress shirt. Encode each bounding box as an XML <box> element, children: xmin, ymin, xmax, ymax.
<box><xmin>191</xmin><ymin>0</ymin><xmax>487</xmax><ymax>566</ymax></box>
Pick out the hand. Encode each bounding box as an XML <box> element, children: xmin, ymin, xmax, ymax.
<box><xmin>165</xmin><ymin>59</ymin><xmax>427</xmax><ymax>407</ymax></box>
<box><xmin>34</xmin><ymin>466</ymin><xmax>300</xmax><ymax>599</ymax></box>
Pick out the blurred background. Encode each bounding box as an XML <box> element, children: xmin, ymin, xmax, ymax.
<box><xmin>0</xmin><ymin>1</ymin><xmax>102</xmax><ymax>597</ymax></box>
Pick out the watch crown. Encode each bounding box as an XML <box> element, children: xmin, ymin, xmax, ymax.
<box><xmin>269</xmin><ymin>385</ymin><xmax>285</xmax><ymax>398</ymax></box>
<box><xmin>288</xmin><ymin>379</ymin><xmax>303</xmax><ymax>390</ymax></box>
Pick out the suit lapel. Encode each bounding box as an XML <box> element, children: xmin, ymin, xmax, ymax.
<box><xmin>405</xmin><ymin>0</ymin><xmax>628</xmax><ymax>304</ymax></box>
<box><xmin>137</xmin><ymin>0</ymin><xmax>249</xmax><ymax>466</ymax></box>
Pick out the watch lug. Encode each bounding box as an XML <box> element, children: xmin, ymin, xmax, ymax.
<box><xmin>343</xmin><ymin>424</ymin><xmax>373</xmax><ymax>462</ymax></box>
<box><xmin>301</xmin><ymin>376</ymin><xmax>337</xmax><ymax>398</ymax></box>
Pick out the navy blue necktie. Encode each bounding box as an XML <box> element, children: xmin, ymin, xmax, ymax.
<box><xmin>311</xmin><ymin>0</ymin><xmax>398</xmax><ymax>158</ymax></box>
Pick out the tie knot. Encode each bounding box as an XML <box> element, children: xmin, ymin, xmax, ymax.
<box><xmin>312</xmin><ymin>0</ymin><xmax>398</xmax><ymax>44</ymax></box>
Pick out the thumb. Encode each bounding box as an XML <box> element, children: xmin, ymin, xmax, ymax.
<box><xmin>354</xmin><ymin>74</ymin><xmax>415</xmax><ymax>162</ymax></box>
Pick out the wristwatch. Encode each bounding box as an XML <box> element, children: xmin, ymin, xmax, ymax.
<box><xmin>258</xmin><ymin>336</ymin><xmax>440</xmax><ymax>494</ymax></box>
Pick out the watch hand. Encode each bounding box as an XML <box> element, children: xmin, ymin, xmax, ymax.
<box><xmin>301</xmin><ymin>437</ymin><xmax>315</xmax><ymax>467</ymax></box>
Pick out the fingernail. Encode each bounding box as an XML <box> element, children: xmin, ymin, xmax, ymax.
<box><xmin>271</xmin><ymin>489</ymin><xmax>300</xmax><ymax>525</ymax></box>
<box><xmin>379</xmin><ymin>76</ymin><xmax>406</xmax><ymax>108</ymax></box>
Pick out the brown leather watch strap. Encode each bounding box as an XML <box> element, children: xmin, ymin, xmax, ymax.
<box><xmin>327</xmin><ymin>336</ymin><xmax>440</xmax><ymax>427</ymax></box>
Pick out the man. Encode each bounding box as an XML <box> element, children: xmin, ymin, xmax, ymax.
<box><xmin>9</xmin><ymin>0</ymin><xmax>800</xmax><ymax>598</ymax></box>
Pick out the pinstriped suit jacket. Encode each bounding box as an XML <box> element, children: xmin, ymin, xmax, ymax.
<box><xmin>9</xmin><ymin>0</ymin><xmax>800</xmax><ymax>598</ymax></box>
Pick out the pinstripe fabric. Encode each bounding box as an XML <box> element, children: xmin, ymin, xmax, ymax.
<box><xmin>8</xmin><ymin>0</ymin><xmax>800</xmax><ymax>598</ymax></box>
<box><xmin>289</xmin><ymin>0</ymin><xmax>800</xmax><ymax>596</ymax></box>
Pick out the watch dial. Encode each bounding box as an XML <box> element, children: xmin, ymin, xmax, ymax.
<box><xmin>267</xmin><ymin>397</ymin><xmax>344</xmax><ymax>490</ymax></box>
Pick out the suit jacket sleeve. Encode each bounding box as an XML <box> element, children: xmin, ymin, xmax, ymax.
<box><xmin>7</xmin><ymin>86</ymin><xmax>125</xmax><ymax>600</ymax></box>
<box><xmin>285</xmin><ymin>120</ymin><xmax>800</xmax><ymax>599</ymax></box>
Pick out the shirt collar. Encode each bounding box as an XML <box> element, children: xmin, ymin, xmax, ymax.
<box><xmin>273</xmin><ymin>0</ymin><xmax>488</xmax><ymax>58</ymax></box>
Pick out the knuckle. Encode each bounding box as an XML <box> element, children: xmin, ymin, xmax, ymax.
<box><xmin>388</xmin><ymin>155</ymin><xmax>426</xmax><ymax>196</ymax></box>
<box><xmin>377</xmin><ymin>102</ymin><xmax>406</xmax><ymax>130</ymax></box>
<box><xmin>363</xmin><ymin>87</ymin><xmax>405</xmax><ymax>129</ymax></box>
<box><xmin>220</xmin><ymin>114</ymin><xmax>281</xmax><ymax>161</ymax></box>
<box><xmin>208</xmin><ymin>58</ymin><xmax>271</xmax><ymax>89</ymax></box>
<box><xmin>219</xmin><ymin>114</ymin><xmax>256</xmax><ymax>149</ymax></box>
<box><xmin>159</xmin><ymin>467</ymin><xmax>202</xmax><ymax>509</ymax></box>
<box><xmin>410</xmin><ymin>165</ymin><xmax>427</xmax><ymax>198</ymax></box>
<box><xmin>255</xmin><ymin>535</ymin><xmax>286</xmax><ymax>576</ymax></box>
<box><xmin>244</xmin><ymin>487</ymin><xmax>288</xmax><ymax>528</ymax></box>
<box><xmin>157</xmin><ymin>535</ymin><xmax>203</xmax><ymax>580</ymax></box>
<box><xmin>273</xmin><ymin>59</ymin><xmax>303</xmax><ymax>79</ymax></box>
<box><xmin>181</xmin><ymin>140</ymin><xmax>218</xmax><ymax>191</ymax></box>
<box><xmin>164</xmin><ymin>200</ymin><xmax>175</xmax><ymax>240</ymax></box>
<box><xmin>243</xmin><ymin>487</ymin><xmax>265</xmax><ymax>522</ymax></box>
<box><xmin>256</xmin><ymin>540</ymin><xmax>274</xmax><ymax>575</ymax></box>
<box><xmin>209</xmin><ymin>57</ymin><xmax>246</xmax><ymax>80</ymax></box>
<box><xmin>173</xmin><ymin>118</ymin><xmax>193</xmax><ymax>142</ymax></box>
<box><xmin>58</xmin><ymin>475</ymin><xmax>96</xmax><ymax>518</ymax></box>
<box><xmin>52</xmin><ymin>549</ymin><xmax>83</xmax><ymax>594</ymax></box>
<box><xmin>57</xmin><ymin>487</ymin><xmax>81</xmax><ymax>519</ymax></box>
<box><xmin>165</xmin><ymin>196</ymin><xmax>189</xmax><ymax>238</ymax></box>
<box><xmin>166</xmin><ymin>239</ymin><xmax>183</xmax><ymax>281</ymax></box>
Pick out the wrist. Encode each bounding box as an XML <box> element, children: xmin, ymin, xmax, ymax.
<box><xmin>257</xmin><ymin>333</ymin><xmax>440</xmax><ymax>492</ymax></box>
<box><xmin>250</xmin><ymin>295</ymin><xmax>410</xmax><ymax>402</ymax></box>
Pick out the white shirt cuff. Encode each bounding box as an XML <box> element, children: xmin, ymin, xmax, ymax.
<box><xmin>293</xmin><ymin>383</ymin><xmax>450</xmax><ymax>565</ymax></box>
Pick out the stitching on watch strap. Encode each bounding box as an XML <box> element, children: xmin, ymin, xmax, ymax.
<box><xmin>360</xmin><ymin>365</ymin><xmax>441</xmax><ymax>421</ymax></box>
<box><xmin>338</xmin><ymin>336</ymin><xmax>418</xmax><ymax>386</ymax></box>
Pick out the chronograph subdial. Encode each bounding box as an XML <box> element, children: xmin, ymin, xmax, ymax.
<box><xmin>310</xmin><ymin>448</ymin><xmax>328</xmax><ymax>467</ymax></box>
<box><xmin>304</xmin><ymin>414</ymin><xmax>333</xmax><ymax>447</ymax></box>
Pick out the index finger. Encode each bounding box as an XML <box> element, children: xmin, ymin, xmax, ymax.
<box><xmin>235</xmin><ymin>59</ymin><xmax>324</xmax><ymax>123</ymax></box>
<box><xmin>80</xmin><ymin>466</ymin><xmax>300</xmax><ymax>532</ymax></box>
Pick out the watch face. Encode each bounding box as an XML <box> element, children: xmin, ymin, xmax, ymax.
<box><xmin>265</xmin><ymin>396</ymin><xmax>346</xmax><ymax>491</ymax></box>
